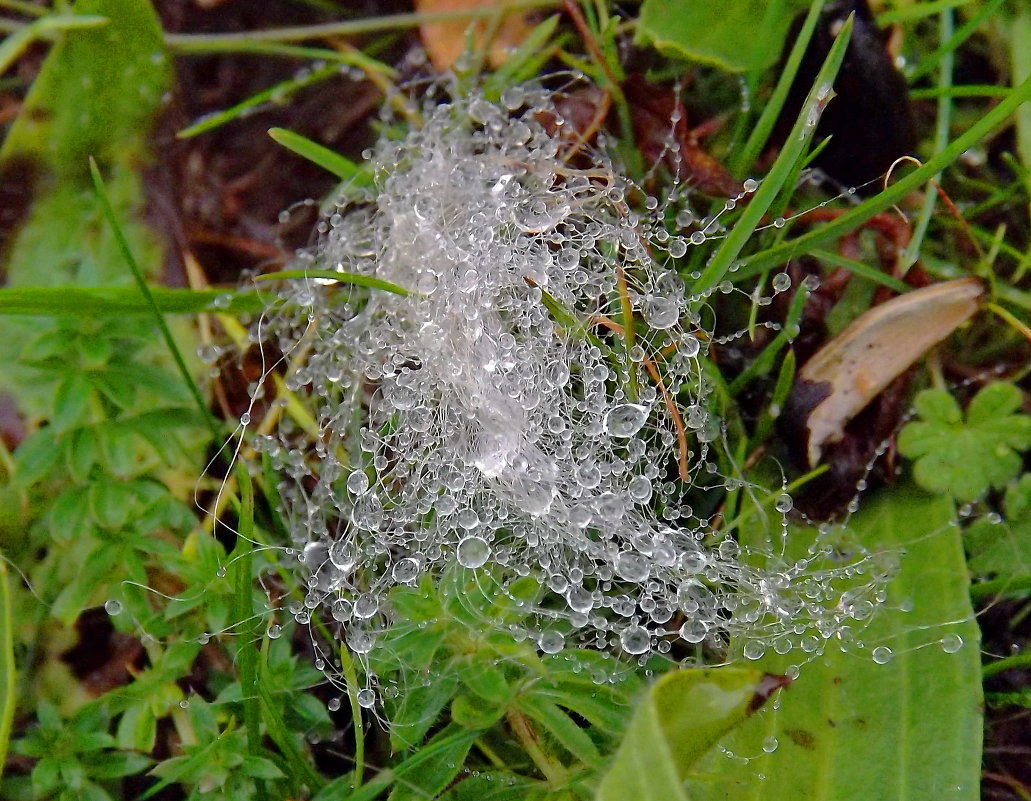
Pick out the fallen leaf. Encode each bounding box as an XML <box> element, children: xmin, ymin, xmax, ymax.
<box><xmin>785</xmin><ymin>277</ymin><xmax>984</xmax><ymax>467</ymax></box>
<box><xmin>416</xmin><ymin>0</ymin><xmax>536</xmax><ymax>72</ymax></box>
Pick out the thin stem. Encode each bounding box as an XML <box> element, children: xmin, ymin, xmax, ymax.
<box><xmin>165</xmin><ymin>0</ymin><xmax>559</xmax><ymax>52</ymax></box>
<box><xmin>506</xmin><ymin>708</ymin><xmax>568</xmax><ymax>786</ymax></box>
<box><xmin>338</xmin><ymin>643</ymin><xmax>366</xmax><ymax>788</ymax></box>
<box><xmin>901</xmin><ymin>7</ymin><xmax>954</xmax><ymax>273</ymax></box>
<box><xmin>983</xmin><ymin>648</ymin><xmax>1031</xmax><ymax>679</ymax></box>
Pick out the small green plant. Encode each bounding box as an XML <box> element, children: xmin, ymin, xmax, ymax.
<box><xmin>898</xmin><ymin>382</ymin><xmax>1031</xmax><ymax>502</ymax></box>
<box><xmin>8</xmin><ymin>702</ymin><xmax>149</xmax><ymax>801</ymax></box>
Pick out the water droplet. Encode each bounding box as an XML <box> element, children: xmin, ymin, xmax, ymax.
<box><xmin>539</xmin><ymin>631</ymin><xmax>565</xmax><ymax>654</ymax></box>
<box><xmin>872</xmin><ymin>646</ymin><xmax>894</xmax><ymax>664</ymax></box>
<box><xmin>328</xmin><ymin>697</ymin><xmax>342</xmax><ymax>712</ymax></box>
<box><xmin>620</xmin><ymin>625</ymin><xmax>651</xmax><ymax>655</ymax></box>
<box><xmin>743</xmin><ymin>640</ymin><xmax>766</xmax><ymax>660</ymax></box>
<box><xmin>772</xmin><ymin>273</ymin><xmax>791</xmax><ymax>292</ymax></box>
<box><xmin>604</xmin><ymin>404</ymin><xmax>649</xmax><ymax>438</ymax></box>
<box><xmin>346</xmin><ymin>470</ymin><xmax>370</xmax><ymax>495</ymax></box>
<box><xmin>762</xmin><ymin>735</ymin><xmax>779</xmax><ymax>753</ymax></box>
<box><xmin>268</xmin><ymin>624</ymin><xmax>283</xmax><ymax>639</ymax></box>
<box><xmin>392</xmin><ymin>558</ymin><xmax>419</xmax><ymax>583</ymax></box>
<box><xmin>457</xmin><ymin>536</ymin><xmax>491</xmax><ymax>568</ymax></box>
<box><xmin>357</xmin><ymin>688</ymin><xmax>376</xmax><ymax>708</ymax></box>
<box><xmin>104</xmin><ymin>599</ymin><xmax>122</xmax><ymax>616</ymax></box>
<box><xmin>615</xmin><ymin>552</ymin><xmax>650</xmax><ymax>583</ymax></box>
<box><xmin>775</xmin><ymin>493</ymin><xmax>793</xmax><ymax>513</ymax></box>
<box><xmin>941</xmin><ymin>633</ymin><xmax>963</xmax><ymax>653</ymax></box>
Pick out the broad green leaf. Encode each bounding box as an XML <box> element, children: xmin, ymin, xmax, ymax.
<box><xmin>688</xmin><ymin>487</ymin><xmax>981</xmax><ymax>801</ymax></box>
<box><xmin>595</xmin><ymin>668</ymin><xmax>785</xmax><ymax>801</ymax></box>
<box><xmin>636</xmin><ymin>0</ymin><xmax>809</xmax><ymax>73</ymax></box>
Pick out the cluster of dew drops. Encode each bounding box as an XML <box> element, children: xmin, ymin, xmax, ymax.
<box><xmin>226</xmin><ymin>81</ymin><xmax>896</xmax><ymax>701</ymax></box>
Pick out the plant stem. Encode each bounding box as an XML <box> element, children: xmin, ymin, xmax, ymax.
<box><xmin>983</xmin><ymin>649</ymin><xmax>1031</xmax><ymax>679</ymax></box>
<box><xmin>338</xmin><ymin>643</ymin><xmax>366</xmax><ymax>788</ymax></box>
<box><xmin>506</xmin><ymin>708</ymin><xmax>567</xmax><ymax>786</ymax></box>
<box><xmin>165</xmin><ymin>0</ymin><xmax>559</xmax><ymax>52</ymax></box>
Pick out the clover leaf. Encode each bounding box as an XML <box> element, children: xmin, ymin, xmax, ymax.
<box><xmin>898</xmin><ymin>383</ymin><xmax>1031</xmax><ymax>502</ymax></box>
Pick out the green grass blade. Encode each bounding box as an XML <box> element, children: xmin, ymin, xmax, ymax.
<box><xmin>267</xmin><ymin>128</ymin><xmax>373</xmax><ymax>184</ymax></box>
<box><xmin>0</xmin><ymin>13</ymin><xmax>107</xmax><ymax>75</ymax></box>
<box><xmin>257</xmin><ymin>677</ymin><xmax>327</xmax><ymax>792</ymax></box>
<box><xmin>256</xmin><ymin>268</ymin><xmax>409</xmax><ymax>296</ymax></box>
<box><xmin>732</xmin><ymin>0</ymin><xmax>825</xmax><ymax>177</ymax></box>
<box><xmin>179</xmin><ymin>63</ymin><xmax>340</xmax><ymax>138</ymax></box>
<box><xmin>233</xmin><ymin>463</ymin><xmax>267</xmax><ymax>801</ymax></box>
<box><xmin>692</xmin><ymin>14</ymin><xmax>853</xmax><ymax>295</ymax></box>
<box><xmin>0</xmin><ymin>285</ymin><xmax>265</xmax><ymax>316</ymax></box>
<box><xmin>732</xmin><ymin>71</ymin><xmax>1031</xmax><ymax>282</ymax></box>
<box><xmin>0</xmin><ymin>558</ymin><xmax>13</xmax><ymax>782</ymax></box>
<box><xmin>89</xmin><ymin>158</ymin><xmax>220</xmax><ymax>438</ymax></box>
<box><xmin>809</xmin><ymin>249</ymin><xmax>912</xmax><ymax>293</ymax></box>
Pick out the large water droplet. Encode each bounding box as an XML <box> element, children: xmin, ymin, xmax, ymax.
<box><xmin>620</xmin><ymin>625</ymin><xmax>651</xmax><ymax>655</ymax></box>
<box><xmin>457</xmin><ymin>536</ymin><xmax>491</xmax><ymax>568</ymax></box>
<box><xmin>604</xmin><ymin>404</ymin><xmax>649</xmax><ymax>438</ymax></box>
<box><xmin>871</xmin><ymin>646</ymin><xmax>894</xmax><ymax>664</ymax></box>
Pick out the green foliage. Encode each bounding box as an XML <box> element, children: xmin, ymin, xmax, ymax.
<box><xmin>149</xmin><ymin>698</ymin><xmax>283</xmax><ymax>800</ymax></box>
<box><xmin>965</xmin><ymin>473</ymin><xmax>1031</xmax><ymax>584</ymax></box>
<box><xmin>898</xmin><ymin>383</ymin><xmax>1031</xmax><ymax>501</ymax></box>
<box><xmin>0</xmin><ymin>1</ymin><xmax>1024</xmax><ymax>800</ymax></box>
<box><xmin>595</xmin><ymin>668</ymin><xmax>781</xmax><ymax>801</ymax></box>
<box><xmin>636</xmin><ymin>0</ymin><xmax>808</xmax><ymax>73</ymax></box>
<box><xmin>8</xmin><ymin>702</ymin><xmax>149</xmax><ymax>801</ymax></box>
<box><xmin>688</xmin><ymin>487</ymin><xmax>982</xmax><ymax>801</ymax></box>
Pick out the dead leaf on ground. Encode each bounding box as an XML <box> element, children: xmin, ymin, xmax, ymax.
<box><xmin>784</xmin><ymin>277</ymin><xmax>984</xmax><ymax>468</ymax></box>
<box><xmin>416</xmin><ymin>0</ymin><xmax>536</xmax><ymax>71</ymax></box>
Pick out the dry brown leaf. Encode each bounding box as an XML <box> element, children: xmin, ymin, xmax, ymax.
<box><xmin>786</xmin><ymin>277</ymin><xmax>984</xmax><ymax>466</ymax></box>
<box><xmin>416</xmin><ymin>0</ymin><xmax>536</xmax><ymax>72</ymax></box>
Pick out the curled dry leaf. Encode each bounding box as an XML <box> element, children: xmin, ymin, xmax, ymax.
<box><xmin>416</xmin><ymin>0</ymin><xmax>536</xmax><ymax>72</ymax></box>
<box><xmin>784</xmin><ymin>277</ymin><xmax>984</xmax><ymax>467</ymax></box>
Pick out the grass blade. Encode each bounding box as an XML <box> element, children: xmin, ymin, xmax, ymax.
<box><xmin>0</xmin><ymin>285</ymin><xmax>265</xmax><ymax>316</ymax></box>
<box><xmin>268</xmin><ymin>128</ymin><xmax>373</xmax><ymax>183</ymax></box>
<box><xmin>255</xmin><ymin>268</ymin><xmax>409</xmax><ymax>296</ymax></box>
<box><xmin>0</xmin><ymin>558</ymin><xmax>14</xmax><ymax>782</ymax></box>
<box><xmin>693</xmin><ymin>14</ymin><xmax>853</xmax><ymax>294</ymax></box>
<box><xmin>89</xmin><ymin>157</ymin><xmax>220</xmax><ymax>438</ymax></box>
<box><xmin>731</xmin><ymin>70</ymin><xmax>1031</xmax><ymax>282</ymax></box>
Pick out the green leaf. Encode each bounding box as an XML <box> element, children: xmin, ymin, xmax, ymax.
<box><xmin>637</xmin><ymin>0</ymin><xmax>809</xmax><ymax>73</ymax></box>
<box><xmin>688</xmin><ymin>487</ymin><xmax>981</xmax><ymax>801</ymax></box>
<box><xmin>52</xmin><ymin>372</ymin><xmax>94</xmax><ymax>431</ymax></box>
<box><xmin>0</xmin><ymin>0</ymin><xmax>169</xmax><ymax>171</ymax></box>
<box><xmin>966</xmin><ymin>474</ymin><xmax>1031</xmax><ymax>585</ymax></box>
<box><xmin>595</xmin><ymin>668</ymin><xmax>783</xmax><ymax>801</ymax></box>
<box><xmin>898</xmin><ymin>384</ymin><xmax>1031</xmax><ymax>501</ymax></box>
<box><xmin>387</xmin><ymin>724</ymin><xmax>479</xmax><ymax>801</ymax></box>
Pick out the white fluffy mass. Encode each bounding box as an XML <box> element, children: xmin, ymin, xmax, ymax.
<box><xmin>248</xmin><ymin>83</ymin><xmax>889</xmax><ymax>670</ymax></box>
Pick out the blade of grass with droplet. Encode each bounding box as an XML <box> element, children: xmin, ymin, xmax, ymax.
<box><xmin>267</xmin><ymin>128</ymin><xmax>374</xmax><ymax>185</ymax></box>
<box><xmin>255</xmin><ymin>268</ymin><xmax>409</xmax><ymax>295</ymax></box>
<box><xmin>692</xmin><ymin>14</ymin><xmax>853</xmax><ymax>295</ymax></box>
<box><xmin>732</xmin><ymin>0</ymin><xmax>825</xmax><ymax>177</ymax></box>
<box><xmin>731</xmin><ymin>73</ymin><xmax>1031</xmax><ymax>283</ymax></box>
